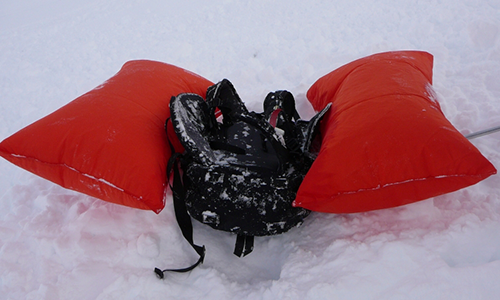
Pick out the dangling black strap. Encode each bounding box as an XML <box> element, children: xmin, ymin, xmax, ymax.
<box><xmin>234</xmin><ymin>235</ymin><xmax>254</xmax><ymax>257</ymax></box>
<box><xmin>155</xmin><ymin>121</ymin><xmax>206</xmax><ymax>280</ymax></box>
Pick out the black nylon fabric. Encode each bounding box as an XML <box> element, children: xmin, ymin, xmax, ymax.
<box><xmin>170</xmin><ymin>79</ymin><xmax>316</xmax><ymax>238</ymax></box>
<box><xmin>182</xmin><ymin>160</ymin><xmax>310</xmax><ymax>236</ymax></box>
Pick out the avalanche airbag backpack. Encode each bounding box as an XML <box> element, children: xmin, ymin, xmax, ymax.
<box><xmin>155</xmin><ymin>79</ymin><xmax>329</xmax><ymax>278</ymax></box>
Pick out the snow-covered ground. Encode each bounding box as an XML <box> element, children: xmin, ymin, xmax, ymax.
<box><xmin>1</xmin><ymin>0</ymin><xmax>500</xmax><ymax>299</ymax></box>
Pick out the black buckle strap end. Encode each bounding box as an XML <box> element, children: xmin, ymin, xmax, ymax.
<box><xmin>234</xmin><ymin>235</ymin><xmax>254</xmax><ymax>257</ymax></box>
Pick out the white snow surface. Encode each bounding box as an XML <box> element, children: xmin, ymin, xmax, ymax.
<box><xmin>1</xmin><ymin>1</ymin><xmax>500</xmax><ymax>299</ymax></box>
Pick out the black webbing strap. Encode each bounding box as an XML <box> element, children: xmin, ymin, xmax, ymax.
<box><xmin>155</xmin><ymin>121</ymin><xmax>206</xmax><ymax>279</ymax></box>
<box><xmin>209</xmin><ymin>140</ymin><xmax>246</xmax><ymax>155</ymax></box>
<box><xmin>237</xmin><ymin>113</ymin><xmax>289</xmax><ymax>172</ymax></box>
<box><xmin>234</xmin><ymin>235</ymin><xmax>254</xmax><ymax>257</ymax></box>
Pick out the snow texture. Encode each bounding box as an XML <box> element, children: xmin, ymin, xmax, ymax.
<box><xmin>1</xmin><ymin>0</ymin><xmax>500</xmax><ymax>299</ymax></box>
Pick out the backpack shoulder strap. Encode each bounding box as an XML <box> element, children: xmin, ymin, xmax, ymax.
<box><xmin>170</xmin><ymin>93</ymin><xmax>217</xmax><ymax>164</ymax></box>
<box><xmin>297</xmin><ymin>103</ymin><xmax>331</xmax><ymax>157</ymax></box>
<box><xmin>206</xmin><ymin>79</ymin><xmax>248</xmax><ymax>125</ymax></box>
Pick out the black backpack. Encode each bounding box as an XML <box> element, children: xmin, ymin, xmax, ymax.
<box><xmin>155</xmin><ymin>79</ymin><xmax>330</xmax><ymax>279</ymax></box>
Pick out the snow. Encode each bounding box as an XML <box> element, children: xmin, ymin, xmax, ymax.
<box><xmin>1</xmin><ymin>0</ymin><xmax>500</xmax><ymax>299</ymax></box>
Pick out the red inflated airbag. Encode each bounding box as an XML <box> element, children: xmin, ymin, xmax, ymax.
<box><xmin>294</xmin><ymin>51</ymin><xmax>496</xmax><ymax>213</ymax></box>
<box><xmin>0</xmin><ymin>60</ymin><xmax>213</xmax><ymax>213</ymax></box>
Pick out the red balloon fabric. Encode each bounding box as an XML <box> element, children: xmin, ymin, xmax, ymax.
<box><xmin>294</xmin><ymin>51</ymin><xmax>497</xmax><ymax>213</ymax></box>
<box><xmin>0</xmin><ymin>60</ymin><xmax>213</xmax><ymax>213</ymax></box>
